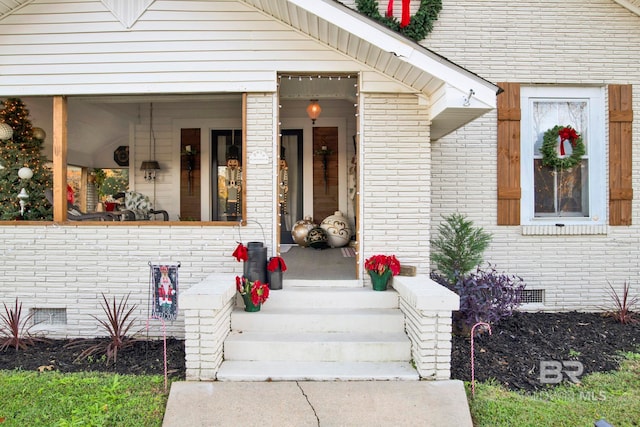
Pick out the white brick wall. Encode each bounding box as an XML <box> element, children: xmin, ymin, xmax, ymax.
<box><xmin>426</xmin><ymin>0</ymin><xmax>640</xmax><ymax>310</ymax></box>
<box><xmin>361</xmin><ymin>93</ymin><xmax>432</xmax><ymax>272</ymax></box>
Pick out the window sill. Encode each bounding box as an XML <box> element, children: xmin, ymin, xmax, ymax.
<box><xmin>521</xmin><ymin>224</ymin><xmax>607</xmax><ymax>236</ymax></box>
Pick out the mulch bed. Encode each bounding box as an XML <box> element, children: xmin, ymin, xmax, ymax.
<box><xmin>451</xmin><ymin>311</ymin><xmax>640</xmax><ymax>391</ymax></box>
<box><xmin>1</xmin><ymin>311</ymin><xmax>638</xmax><ymax>393</ymax></box>
<box><xmin>0</xmin><ymin>338</ymin><xmax>186</xmax><ymax>379</ymax></box>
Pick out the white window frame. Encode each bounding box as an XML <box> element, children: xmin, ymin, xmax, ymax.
<box><xmin>520</xmin><ymin>86</ymin><xmax>606</xmax><ymax>226</ymax></box>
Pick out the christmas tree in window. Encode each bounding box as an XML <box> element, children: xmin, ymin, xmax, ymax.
<box><xmin>0</xmin><ymin>98</ymin><xmax>53</xmax><ymax>220</ymax></box>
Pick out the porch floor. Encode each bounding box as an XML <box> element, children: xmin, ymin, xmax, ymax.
<box><xmin>279</xmin><ymin>245</ymin><xmax>356</xmax><ymax>280</ymax></box>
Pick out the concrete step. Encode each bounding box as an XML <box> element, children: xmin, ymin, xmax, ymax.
<box><xmin>231</xmin><ymin>307</ymin><xmax>405</xmax><ymax>333</ymax></box>
<box><xmin>216</xmin><ymin>361</ymin><xmax>419</xmax><ymax>381</ymax></box>
<box><xmin>260</xmin><ymin>286</ymin><xmax>399</xmax><ymax>309</ymax></box>
<box><xmin>223</xmin><ymin>331</ymin><xmax>412</xmax><ymax>362</ymax></box>
<box><xmin>283</xmin><ymin>279</ymin><xmax>361</xmax><ymax>288</ymax></box>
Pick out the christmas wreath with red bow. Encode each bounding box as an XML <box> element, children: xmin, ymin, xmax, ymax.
<box><xmin>356</xmin><ymin>0</ymin><xmax>442</xmax><ymax>42</ymax></box>
<box><xmin>540</xmin><ymin>125</ymin><xmax>586</xmax><ymax>170</ymax></box>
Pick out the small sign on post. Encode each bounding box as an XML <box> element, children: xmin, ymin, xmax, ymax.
<box><xmin>149</xmin><ymin>263</ymin><xmax>180</xmax><ymax>321</ymax></box>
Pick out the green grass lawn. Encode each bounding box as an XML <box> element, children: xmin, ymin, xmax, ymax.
<box><xmin>0</xmin><ymin>371</ymin><xmax>170</xmax><ymax>427</ymax></box>
<box><xmin>1</xmin><ymin>353</ymin><xmax>638</xmax><ymax>426</ymax></box>
<box><xmin>467</xmin><ymin>352</ymin><xmax>640</xmax><ymax>427</ymax></box>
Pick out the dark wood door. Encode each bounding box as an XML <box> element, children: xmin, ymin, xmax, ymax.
<box><xmin>180</xmin><ymin>128</ymin><xmax>201</xmax><ymax>221</ymax></box>
<box><xmin>312</xmin><ymin>127</ymin><xmax>338</xmax><ymax>223</ymax></box>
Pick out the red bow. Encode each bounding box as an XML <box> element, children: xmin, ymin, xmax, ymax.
<box><xmin>558</xmin><ymin>126</ymin><xmax>579</xmax><ymax>156</ymax></box>
<box><xmin>386</xmin><ymin>0</ymin><xmax>411</xmax><ymax>28</ymax></box>
<box><xmin>232</xmin><ymin>243</ymin><xmax>248</xmax><ymax>262</ymax></box>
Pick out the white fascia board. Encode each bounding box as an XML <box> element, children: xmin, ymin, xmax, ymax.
<box><xmin>0</xmin><ymin>79</ymin><xmax>278</xmax><ymax>97</ymax></box>
<box><xmin>286</xmin><ymin>0</ymin><xmax>413</xmax><ymax>58</ymax></box>
<box><xmin>287</xmin><ymin>0</ymin><xmax>498</xmax><ymax>105</ymax></box>
<box><xmin>403</xmin><ymin>51</ymin><xmax>497</xmax><ymax>108</ymax></box>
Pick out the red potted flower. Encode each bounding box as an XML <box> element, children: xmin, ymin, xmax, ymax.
<box><xmin>235</xmin><ymin>276</ymin><xmax>269</xmax><ymax>312</ymax></box>
<box><xmin>364</xmin><ymin>254</ymin><xmax>401</xmax><ymax>291</ymax></box>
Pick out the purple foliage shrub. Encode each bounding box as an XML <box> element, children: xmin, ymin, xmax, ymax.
<box><xmin>454</xmin><ymin>265</ymin><xmax>526</xmax><ymax>330</ymax></box>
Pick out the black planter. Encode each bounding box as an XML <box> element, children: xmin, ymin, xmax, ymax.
<box><xmin>243</xmin><ymin>241</ymin><xmax>267</xmax><ymax>283</ymax></box>
<box><xmin>268</xmin><ymin>269</ymin><xmax>283</xmax><ymax>290</ymax></box>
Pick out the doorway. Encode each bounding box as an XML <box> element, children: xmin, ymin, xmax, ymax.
<box><xmin>280</xmin><ymin>130</ymin><xmax>303</xmax><ymax>244</ymax></box>
<box><xmin>278</xmin><ymin>125</ymin><xmax>357</xmax><ymax>280</ymax></box>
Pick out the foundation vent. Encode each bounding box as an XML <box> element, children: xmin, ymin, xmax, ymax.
<box><xmin>33</xmin><ymin>308</ymin><xmax>67</xmax><ymax>326</ymax></box>
<box><xmin>520</xmin><ymin>289</ymin><xmax>545</xmax><ymax>304</ymax></box>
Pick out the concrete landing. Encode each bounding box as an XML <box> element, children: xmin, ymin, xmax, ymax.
<box><xmin>162</xmin><ymin>380</ymin><xmax>473</xmax><ymax>427</ymax></box>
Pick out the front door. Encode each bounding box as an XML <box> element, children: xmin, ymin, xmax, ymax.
<box><xmin>312</xmin><ymin>127</ymin><xmax>339</xmax><ymax>223</ymax></box>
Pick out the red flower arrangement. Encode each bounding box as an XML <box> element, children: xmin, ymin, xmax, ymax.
<box><xmin>364</xmin><ymin>254</ymin><xmax>401</xmax><ymax>276</ymax></box>
<box><xmin>232</xmin><ymin>243</ymin><xmax>248</xmax><ymax>262</ymax></box>
<box><xmin>267</xmin><ymin>256</ymin><xmax>287</xmax><ymax>272</ymax></box>
<box><xmin>235</xmin><ymin>276</ymin><xmax>269</xmax><ymax>306</ymax></box>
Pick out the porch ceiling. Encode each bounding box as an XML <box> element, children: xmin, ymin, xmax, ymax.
<box><xmin>0</xmin><ymin>0</ymin><xmax>31</xmax><ymax>19</ymax></box>
<box><xmin>240</xmin><ymin>0</ymin><xmax>500</xmax><ymax>140</ymax></box>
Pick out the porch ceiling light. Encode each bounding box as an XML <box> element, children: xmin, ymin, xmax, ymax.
<box><xmin>306</xmin><ymin>99</ymin><xmax>321</xmax><ymax>125</ymax></box>
<box><xmin>141</xmin><ymin>160</ymin><xmax>160</xmax><ymax>182</ymax></box>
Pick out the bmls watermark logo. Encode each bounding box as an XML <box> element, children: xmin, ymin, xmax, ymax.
<box><xmin>539</xmin><ymin>360</ymin><xmax>584</xmax><ymax>384</ymax></box>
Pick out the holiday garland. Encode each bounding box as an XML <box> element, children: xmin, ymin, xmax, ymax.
<box><xmin>540</xmin><ymin>125</ymin><xmax>585</xmax><ymax>170</ymax></box>
<box><xmin>356</xmin><ymin>0</ymin><xmax>442</xmax><ymax>42</ymax></box>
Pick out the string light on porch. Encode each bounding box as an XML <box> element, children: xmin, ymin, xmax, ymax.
<box><xmin>279</xmin><ymin>74</ymin><xmax>353</xmax><ymax>81</ymax></box>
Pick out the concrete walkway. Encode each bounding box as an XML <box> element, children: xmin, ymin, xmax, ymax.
<box><xmin>162</xmin><ymin>380</ymin><xmax>473</xmax><ymax>427</ymax></box>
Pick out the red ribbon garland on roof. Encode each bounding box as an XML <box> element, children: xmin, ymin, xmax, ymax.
<box><xmin>386</xmin><ymin>0</ymin><xmax>412</xmax><ymax>28</ymax></box>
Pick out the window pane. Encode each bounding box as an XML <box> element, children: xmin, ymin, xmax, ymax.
<box><xmin>557</xmin><ymin>161</ymin><xmax>588</xmax><ymax>217</ymax></box>
<box><xmin>534</xmin><ymin>159</ymin><xmax>588</xmax><ymax>217</ymax></box>
<box><xmin>534</xmin><ymin>160</ymin><xmax>555</xmax><ymax>213</ymax></box>
<box><xmin>212</xmin><ymin>129</ymin><xmax>243</xmax><ymax>221</ymax></box>
<box><xmin>532</xmin><ymin>101</ymin><xmax>588</xmax><ymax>156</ymax></box>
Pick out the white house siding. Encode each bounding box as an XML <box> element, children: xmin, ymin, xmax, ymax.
<box><xmin>427</xmin><ymin>0</ymin><xmax>640</xmax><ymax>311</ymax></box>
<box><xmin>0</xmin><ymin>0</ymin><xmax>360</xmax><ymax>95</ymax></box>
<box><xmin>360</xmin><ymin>93</ymin><xmax>432</xmax><ymax>272</ymax></box>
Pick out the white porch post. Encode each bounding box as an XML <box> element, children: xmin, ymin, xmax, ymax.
<box><xmin>181</xmin><ymin>273</ymin><xmax>236</xmax><ymax>381</ymax></box>
<box><xmin>393</xmin><ymin>276</ymin><xmax>460</xmax><ymax>380</ymax></box>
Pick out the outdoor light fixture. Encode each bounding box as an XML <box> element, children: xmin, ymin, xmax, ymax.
<box><xmin>141</xmin><ymin>103</ymin><xmax>160</xmax><ymax>181</ymax></box>
<box><xmin>306</xmin><ymin>99</ymin><xmax>321</xmax><ymax>125</ymax></box>
<box><xmin>141</xmin><ymin>160</ymin><xmax>160</xmax><ymax>181</ymax></box>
